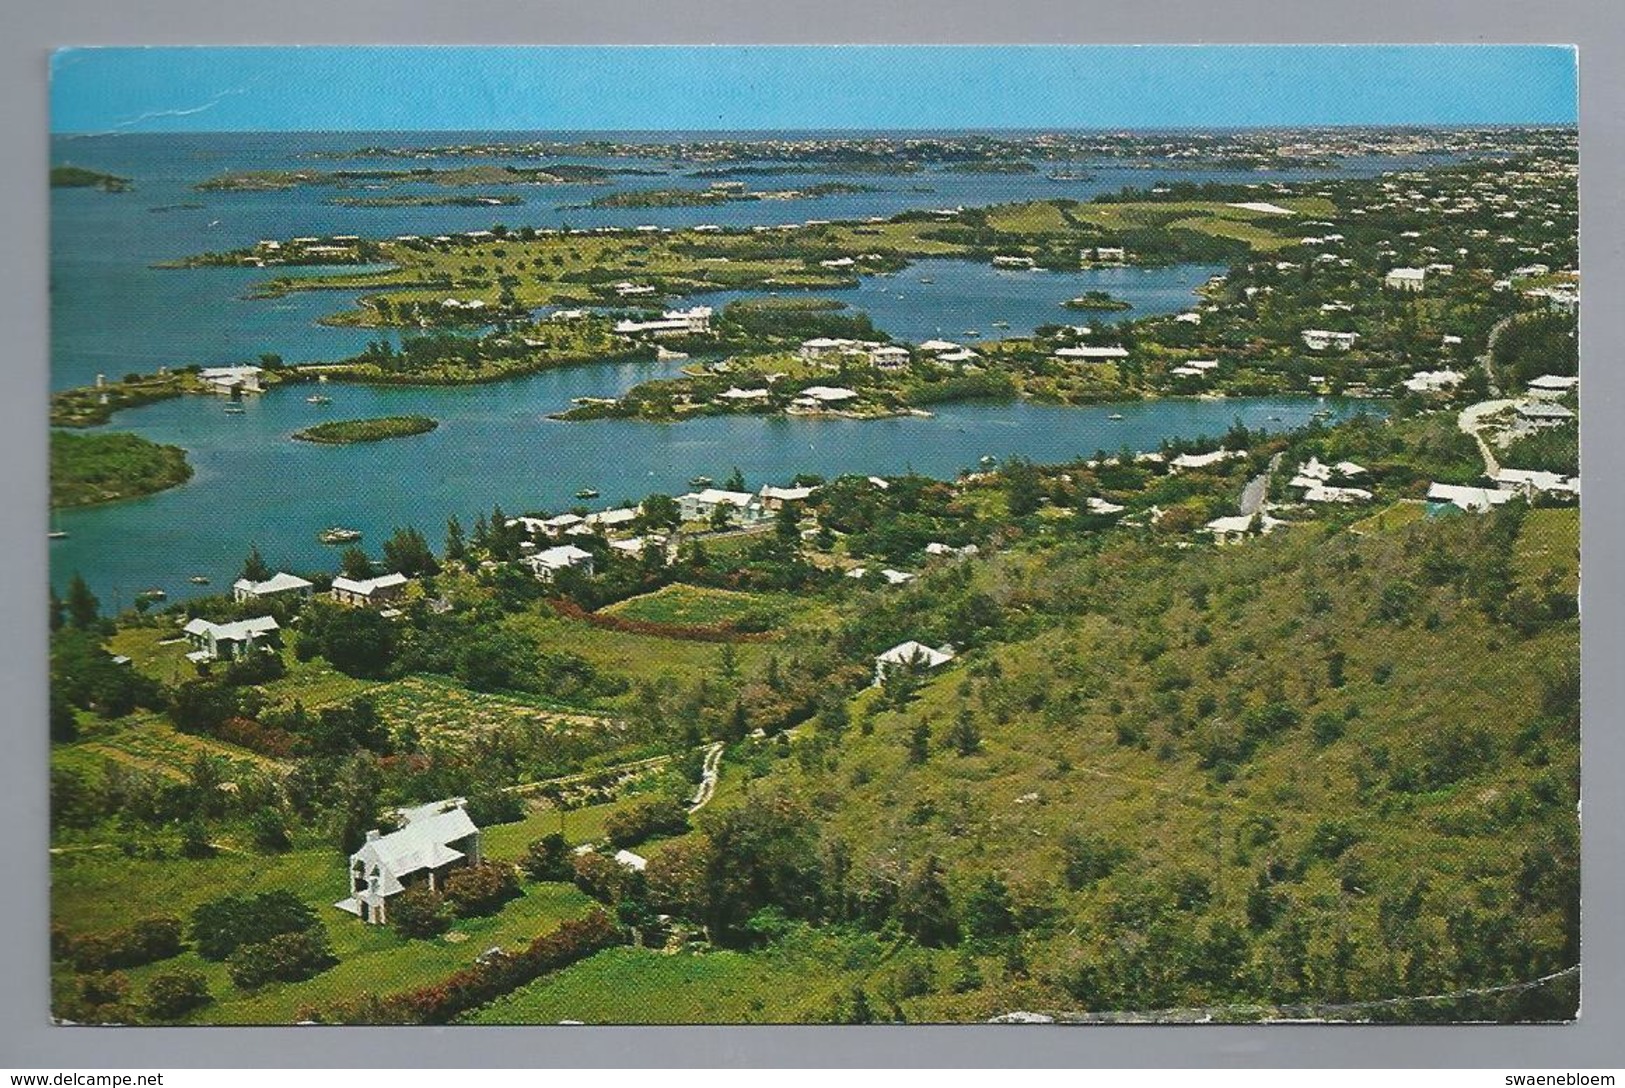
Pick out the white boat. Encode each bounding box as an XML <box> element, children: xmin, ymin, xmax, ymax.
<box><xmin>1108</xmin><ymin>413</ymin><xmax>1125</xmax><ymax>421</ymax></box>
<box><xmin>318</xmin><ymin>526</ymin><xmax>363</xmax><ymax>544</ymax></box>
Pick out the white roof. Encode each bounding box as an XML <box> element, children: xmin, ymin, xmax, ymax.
<box><xmin>351</xmin><ymin>800</ymin><xmax>479</xmax><ymax>898</ymax></box>
<box><xmin>1528</xmin><ymin>374</ymin><xmax>1580</xmax><ymax>391</ymax></box>
<box><xmin>198</xmin><ymin>365</ymin><xmax>264</xmax><ymax>380</ymax></box>
<box><xmin>877</xmin><ymin>641</ymin><xmax>955</xmax><ymax>669</ymax></box>
<box><xmin>880</xmin><ymin>569</ymin><xmax>915</xmax><ymax>585</ymax></box>
<box><xmin>331</xmin><ymin>572</ymin><xmax>409</xmax><ymax>596</ymax></box>
<box><xmin>798</xmin><ymin>385</ymin><xmax>860</xmax><ymax>401</ymax></box>
<box><xmin>530</xmin><ymin>544</ymin><xmax>594</xmax><ymax>568</ymax></box>
<box><xmin>585</xmin><ymin>507</ymin><xmax>639</xmax><ymax>527</ymax></box>
<box><xmin>689</xmin><ymin>488</ymin><xmax>755</xmax><ymax>507</ymax></box>
<box><xmin>1517</xmin><ymin>402</ymin><xmax>1574</xmax><ymax>420</ymax></box>
<box><xmin>717</xmin><ymin>387</ymin><xmax>770</xmax><ymax>400</ymax></box>
<box><xmin>1054</xmin><ymin>346</ymin><xmax>1129</xmax><ymax>359</ymax></box>
<box><xmin>1496</xmin><ymin>468</ymin><xmax>1577</xmax><ymax>494</ymax></box>
<box><xmin>613</xmin><ymin>849</ymin><xmax>648</xmax><ymax>872</ymax></box>
<box><xmin>760</xmin><ymin>484</ymin><xmax>816</xmax><ymax>502</ymax></box>
<box><xmin>1171</xmin><ymin>449</ymin><xmax>1243</xmax><ymax>470</ymax></box>
<box><xmin>1302</xmin><ymin>484</ymin><xmax>1373</xmax><ymax>504</ymax></box>
<box><xmin>1387</xmin><ymin>267</ymin><xmax>1427</xmax><ymax>280</ymax></box>
<box><xmin>919</xmin><ymin>339</ymin><xmax>962</xmax><ymax>352</ymax></box>
<box><xmin>233</xmin><ymin>572</ymin><xmax>313</xmax><ymax>595</ymax></box>
<box><xmin>183</xmin><ymin>615</ymin><xmax>280</xmax><ymax>641</ymax></box>
<box><xmin>1428</xmin><ymin>483</ymin><xmax>1516</xmax><ymax>511</ymax></box>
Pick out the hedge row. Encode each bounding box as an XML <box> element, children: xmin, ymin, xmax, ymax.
<box><xmin>308</xmin><ymin>909</ymin><xmax>625</xmax><ymax>1025</ymax></box>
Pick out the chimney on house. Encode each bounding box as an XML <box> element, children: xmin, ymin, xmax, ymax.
<box><xmin>365</xmin><ymin>829</ymin><xmax>381</xmax><ymax>842</ymax></box>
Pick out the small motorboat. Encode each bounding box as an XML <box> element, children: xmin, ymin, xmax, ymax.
<box><xmin>1108</xmin><ymin>413</ymin><xmax>1125</xmax><ymax>421</ymax></box>
<box><xmin>689</xmin><ymin>475</ymin><xmax>713</xmax><ymax>487</ymax></box>
<box><xmin>576</xmin><ymin>488</ymin><xmax>600</xmax><ymax>499</ymax></box>
<box><xmin>307</xmin><ymin>394</ymin><xmax>333</xmax><ymax>405</ymax></box>
<box><xmin>48</xmin><ymin>530</ymin><xmax>68</xmax><ymax>540</ymax></box>
<box><xmin>318</xmin><ymin>526</ymin><xmax>363</xmax><ymax>544</ymax></box>
<box><xmin>189</xmin><ymin>575</ymin><xmax>211</xmax><ymax>585</ymax></box>
<box><xmin>136</xmin><ymin>587</ymin><xmax>167</xmax><ymax>602</ymax></box>
<box><xmin>223</xmin><ymin>404</ymin><xmax>246</xmax><ymax>415</ymax></box>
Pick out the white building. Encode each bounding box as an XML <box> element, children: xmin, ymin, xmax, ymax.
<box><xmin>791</xmin><ymin>386</ymin><xmax>860</xmax><ymax>410</ymax></box>
<box><xmin>613</xmin><ymin>306</ymin><xmax>713</xmax><ymax>337</ymax></box>
<box><xmin>1402</xmin><ymin>369</ymin><xmax>1466</xmax><ymax>394</ymax></box>
<box><xmin>231</xmin><ymin>571</ymin><xmax>314</xmax><ymax>604</ymax></box>
<box><xmin>1516</xmin><ymin>402</ymin><xmax>1575</xmax><ymax>430</ymax></box>
<box><xmin>1384</xmin><ymin>267</ymin><xmax>1427</xmax><ymax>291</ymax></box>
<box><xmin>1171</xmin><ymin>449</ymin><xmax>1245</xmax><ymax>472</ymax></box>
<box><xmin>869</xmin><ymin>345</ymin><xmax>911</xmax><ymax>370</ymax></box>
<box><xmin>523</xmin><ymin>544</ymin><xmax>596</xmax><ymax>582</ymax></box>
<box><xmin>331</xmin><ymin>572</ymin><xmax>410</xmax><ymax>608</ymax></box>
<box><xmin>182</xmin><ymin>615</ymin><xmax>280</xmax><ymax>663</ymax></box>
<box><xmin>1053</xmin><ymin>346</ymin><xmax>1130</xmax><ymax>362</ymax></box>
<box><xmin>758</xmin><ymin>484</ymin><xmax>817</xmax><ymax>511</ymax></box>
<box><xmin>873</xmin><ymin>640</ymin><xmax>956</xmax><ymax>686</ymax></box>
<box><xmin>679</xmin><ymin>489</ymin><xmax>764</xmax><ymax>526</ymax></box>
<box><xmin>1301</xmin><ymin>330</ymin><xmax>1360</xmax><ymax>352</ymax></box>
<box><xmin>197</xmin><ymin>365</ymin><xmax>264</xmax><ymax>394</ymax></box>
<box><xmin>1527</xmin><ymin>374</ymin><xmax>1580</xmax><ymax>397</ymax></box>
<box><xmin>337</xmin><ymin>799</ymin><xmax>481</xmax><ymax>926</ymax></box>
<box><xmin>1427</xmin><ymin>482</ymin><xmax>1517</xmax><ymax>513</ymax></box>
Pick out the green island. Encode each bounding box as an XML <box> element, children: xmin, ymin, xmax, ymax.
<box><xmin>329</xmin><ymin>194</ymin><xmax>524</xmax><ymax>208</ymax></box>
<box><xmin>51</xmin><ymin>431</ymin><xmax>192</xmax><ymax>508</ymax></box>
<box><xmin>52</xmin><ymin>165</ymin><xmax>132</xmax><ymax>192</ymax></box>
<box><xmin>1063</xmin><ymin>290</ymin><xmax>1133</xmax><ymax>312</ymax></box>
<box><xmin>582</xmin><ymin>182</ymin><xmax>877</xmax><ymax>209</ymax></box>
<box><xmin>291</xmin><ymin>415</ymin><xmax>439</xmax><ymax>444</ymax></box>
<box><xmin>194</xmin><ymin>164</ymin><xmax>624</xmax><ymax>192</ymax></box>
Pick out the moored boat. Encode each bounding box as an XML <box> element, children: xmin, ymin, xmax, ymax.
<box><xmin>318</xmin><ymin>526</ymin><xmax>363</xmax><ymax>544</ymax></box>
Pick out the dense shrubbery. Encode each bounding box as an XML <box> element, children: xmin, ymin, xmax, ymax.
<box><xmin>58</xmin><ymin>916</ymin><xmax>183</xmax><ymax>972</ymax></box>
<box><xmin>604</xmin><ymin>796</ymin><xmax>691</xmax><ymax>849</ymax></box>
<box><xmin>520</xmin><ymin>833</ymin><xmax>573</xmax><ymax>882</ymax></box>
<box><xmin>443</xmin><ymin>862</ymin><xmax>522</xmax><ymax>918</ymax></box>
<box><xmin>189</xmin><ymin>891</ymin><xmax>322</xmax><ymax>962</ymax></box>
<box><xmin>226</xmin><ymin>928</ymin><xmax>337</xmax><ymax>989</ymax></box>
<box><xmin>142</xmin><ymin>970</ymin><xmax>211</xmax><ymax>1020</ymax></box>
<box><xmin>390</xmin><ymin>886</ymin><xmax>452</xmax><ymax>938</ymax></box>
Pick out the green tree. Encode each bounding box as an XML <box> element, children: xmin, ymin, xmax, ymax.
<box><xmin>906</xmin><ymin>720</ymin><xmax>932</xmax><ymax>765</ymax></box>
<box><xmin>898</xmin><ymin>855</ymin><xmax>958</xmax><ymax>947</ymax></box>
<box><xmin>383</xmin><ymin>526</ymin><xmax>439</xmax><ymax>577</ymax></box>
<box><xmin>947</xmin><ymin>705</ymin><xmax>982</xmax><ymax>756</ymax></box>
<box><xmin>66</xmin><ymin>572</ymin><xmax>99</xmax><ymax>629</ymax></box>
<box><xmin>963</xmin><ymin>874</ymin><xmax>1017</xmax><ymax>941</ymax></box>
<box><xmin>725</xmin><ymin>466</ymin><xmax>746</xmax><ymax>492</ymax></box>
<box><xmin>444</xmin><ymin>515</ymin><xmax>467</xmax><ymax>565</ymax></box>
<box><xmin>338</xmin><ymin>547</ymin><xmax>375</xmax><ymax>580</ymax></box>
<box><xmin>640</xmin><ymin>493</ymin><xmax>680</xmax><ymax>529</ymax></box>
<box><xmin>241</xmin><ymin>545</ymin><xmax>272</xmax><ymax>584</ymax></box>
<box><xmin>1002</xmin><ymin>457</ymin><xmax>1044</xmax><ymax>517</ymax></box>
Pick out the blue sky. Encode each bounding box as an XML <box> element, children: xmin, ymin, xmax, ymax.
<box><xmin>50</xmin><ymin>46</ymin><xmax>1577</xmax><ymax>134</ymax></box>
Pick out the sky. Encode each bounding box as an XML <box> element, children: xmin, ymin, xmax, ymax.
<box><xmin>49</xmin><ymin>46</ymin><xmax>1577</xmax><ymax>134</ymax></box>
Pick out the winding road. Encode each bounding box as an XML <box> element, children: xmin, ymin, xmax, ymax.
<box><xmin>688</xmin><ymin>742</ymin><xmax>724</xmax><ymax>813</ymax></box>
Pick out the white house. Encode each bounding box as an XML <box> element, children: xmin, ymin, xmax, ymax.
<box><xmin>679</xmin><ymin>488</ymin><xmax>764</xmax><ymax>526</ymax></box>
<box><xmin>337</xmin><ymin>799</ymin><xmax>481</xmax><ymax>926</ymax></box>
<box><xmin>1171</xmin><ymin>449</ymin><xmax>1245</xmax><ymax>472</ymax></box>
<box><xmin>716</xmin><ymin>386</ymin><xmax>770</xmax><ymax>404</ymax></box>
<box><xmin>524</xmin><ymin>544</ymin><xmax>596</xmax><ymax>583</ymax></box>
<box><xmin>1427</xmin><ymin>482</ymin><xmax>1517</xmax><ymax>513</ymax></box>
<box><xmin>1527</xmin><ymin>374</ymin><xmax>1580</xmax><ymax>397</ymax></box>
<box><xmin>1516</xmin><ymin>402</ymin><xmax>1575</xmax><ymax>429</ymax></box>
<box><xmin>758</xmin><ymin>484</ymin><xmax>817</xmax><ymax>511</ymax></box>
<box><xmin>197</xmin><ymin>365</ymin><xmax>264</xmax><ymax>394</ymax></box>
<box><xmin>874</xmin><ymin>640</ymin><xmax>956</xmax><ymax>686</ymax></box>
<box><xmin>924</xmin><ymin>541</ymin><xmax>979</xmax><ymax>560</ymax></box>
<box><xmin>792</xmin><ymin>386</ymin><xmax>860</xmax><ymax>410</ymax></box>
<box><xmin>584</xmin><ymin>507</ymin><xmax>641</xmax><ymax>532</ymax></box>
<box><xmin>330</xmin><ymin>572</ymin><xmax>410</xmax><ymax>608</ymax></box>
<box><xmin>182</xmin><ymin>615</ymin><xmax>280</xmax><ymax>663</ymax></box>
<box><xmin>231</xmin><ymin>571</ymin><xmax>314</xmax><ymax>604</ymax></box>
<box><xmin>918</xmin><ymin>339</ymin><xmax>963</xmax><ymax>354</ymax></box>
<box><xmin>869</xmin><ymin>345</ymin><xmax>911</xmax><ymax>370</ymax></box>
<box><xmin>613</xmin><ymin>306</ymin><xmax>713</xmax><ymax>337</ymax></box>
<box><xmin>1301</xmin><ymin>330</ymin><xmax>1360</xmax><ymax>352</ymax></box>
<box><xmin>1088</xmin><ymin>246</ymin><xmax>1127</xmax><ymax>263</ymax></box>
<box><xmin>1054</xmin><ymin>345</ymin><xmax>1129</xmax><ymax>363</ymax></box>
<box><xmin>1495</xmin><ymin>468</ymin><xmax>1579</xmax><ymax>498</ymax></box>
<box><xmin>1203</xmin><ymin>513</ymin><xmax>1285</xmax><ymax>544</ymax></box>
<box><xmin>1402</xmin><ymin>369</ymin><xmax>1466</xmax><ymax>394</ymax></box>
<box><xmin>1385</xmin><ymin>267</ymin><xmax>1428</xmax><ymax>291</ymax></box>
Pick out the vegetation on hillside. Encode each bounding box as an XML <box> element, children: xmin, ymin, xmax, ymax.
<box><xmin>51</xmin><ymin>431</ymin><xmax>192</xmax><ymax>507</ymax></box>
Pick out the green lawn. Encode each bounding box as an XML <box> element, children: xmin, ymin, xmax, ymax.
<box><xmin>1349</xmin><ymin>499</ymin><xmax>1428</xmax><ymax>536</ymax></box>
<box><xmin>602</xmin><ymin>584</ymin><xmax>799</xmax><ymax>629</ymax></box>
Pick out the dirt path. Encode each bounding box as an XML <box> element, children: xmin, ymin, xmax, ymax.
<box><xmin>687</xmin><ymin>742</ymin><xmax>724</xmax><ymax>813</ymax></box>
<box><xmin>1459</xmin><ymin>398</ymin><xmax>1518</xmax><ymax>478</ymax></box>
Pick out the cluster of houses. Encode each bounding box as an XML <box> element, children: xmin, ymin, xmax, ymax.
<box><xmin>796</xmin><ymin>338</ymin><xmax>911</xmax><ymax>370</ymax></box>
<box><xmin>1287</xmin><ymin>456</ymin><xmax>1373</xmax><ymax>505</ymax></box>
<box><xmin>612</xmin><ymin>306</ymin><xmax>713</xmax><ymax>338</ymax></box>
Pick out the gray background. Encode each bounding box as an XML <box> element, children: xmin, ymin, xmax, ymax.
<box><xmin>1</xmin><ymin>0</ymin><xmax>1618</xmax><ymax>1068</ymax></box>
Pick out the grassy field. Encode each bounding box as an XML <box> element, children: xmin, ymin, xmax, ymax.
<box><xmin>1514</xmin><ymin>507</ymin><xmax>1579</xmax><ymax>596</ymax></box>
<box><xmin>365</xmin><ymin>674</ymin><xmax>618</xmax><ymax>751</ymax></box>
<box><xmin>602</xmin><ymin>584</ymin><xmax>803</xmax><ymax>630</ymax></box>
<box><xmin>1348</xmin><ymin>499</ymin><xmax>1428</xmax><ymax>536</ymax></box>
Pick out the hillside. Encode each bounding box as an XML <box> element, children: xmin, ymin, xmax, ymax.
<box><xmin>476</xmin><ymin>502</ymin><xmax>1578</xmax><ymax>1023</ymax></box>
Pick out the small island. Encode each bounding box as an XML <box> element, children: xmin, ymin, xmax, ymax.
<box><xmin>1063</xmin><ymin>291</ymin><xmax>1134</xmax><ymax>312</ymax></box>
<box><xmin>195</xmin><ymin>164</ymin><xmax>618</xmax><ymax>192</ymax></box>
<box><xmin>328</xmin><ymin>194</ymin><xmax>524</xmax><ymax>208</ymax></box>
<box><xmin>51</xmin><ymin>431</ymin><xmax>191</xmax><ymax>507</ymax></box>
<box><xmin>583</xmin><ymin>181</ymin><xmax>876</xmax><ymax>209</ymax></box>
<box><xmin>292</xmin><ymin>415</ymin><xmax>440</xmax><ymax>444</ymax></box>
<box><xmin>51</xmin><ymin>165</ymin><xmax>132</xmax><ymax>193</ymax></box>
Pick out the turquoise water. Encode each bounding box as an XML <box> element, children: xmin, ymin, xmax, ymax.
<box><xmin>50</xmin><ymin>131</ymin><xmax>1408</xmax><ymax>602</ymax></box>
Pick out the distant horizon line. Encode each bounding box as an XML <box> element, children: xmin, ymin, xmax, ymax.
<box><xmin>52</xmin><ymin>122</ymin><xmax>1580</xmax><ymax>137</ymax></box>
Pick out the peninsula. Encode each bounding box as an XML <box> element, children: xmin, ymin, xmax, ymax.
<box><xmin>50</xmin><ymin>431</ymin><xmax>191</xmax><ymax>507</ymax></box>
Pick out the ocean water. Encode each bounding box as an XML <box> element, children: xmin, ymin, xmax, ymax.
<box><xmin>50</xmin><ymin>131</ymin><xmax>1404</xmax><ymax>601</ymax></box>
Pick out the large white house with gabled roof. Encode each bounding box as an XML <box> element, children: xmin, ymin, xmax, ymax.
<box><xmin>337</xmin><ymin>798</ymin><xmax>482</xmax><ymax>925</ymax></box>
<box><xmin>232</xmin><ymin>571</ymin><xmax>314</xmax><ymax>604</ymax></box>
<box><xmin>182</xmin><ymin>615</ymin><xmax>280</xmax><ymax>663</ymax></box>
